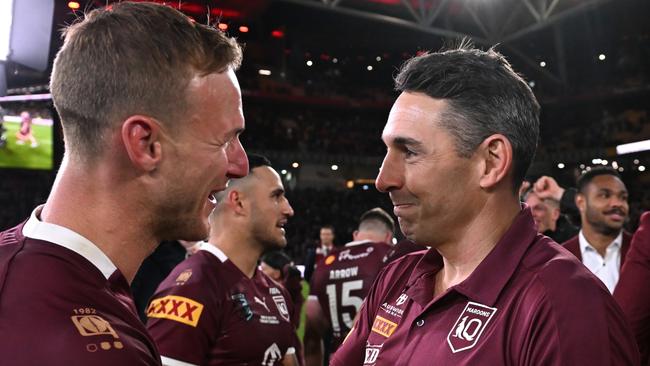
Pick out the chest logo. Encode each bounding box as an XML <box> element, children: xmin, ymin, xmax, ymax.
<box><xmin>255</xmin><ymin>296</ymin><xmax>270</xmax><ymax>312</ymax></box>
<box><xmin>262</xmin><ymin>342</ymin><xmax>282</xmax><ymax>366</ymax></box>
<box><xmin>371</xmin><ymin>315</ymin><xmax>398</xmax><ymax>338</ymax></box>
<box><xmin>396</xmin><ymin>293</ymin><xmax>408</xmax><ymax>306</ymax></box>
<box><xmin>325</xmin><ymin>255</ymin><xmax>336</xmax><ymax>265</ymax></box>
<box><xmin>447</xmin><ymin>301</ymin><xmax>497</xmax><ymax>353</ymax></box>
<box><xmin>175</xmin><ymin>269</ymin><xmax>192</xmax><ymax>285</ymax></box>
<box><xmin>272</xmin><ymin>295</ymin><xmax>290</xmax><ymax>322</ymax></box>
<box><xmin>147</xmin><ymin>295</ymin><xmax>204</xmax><ymax>327</ymax></box>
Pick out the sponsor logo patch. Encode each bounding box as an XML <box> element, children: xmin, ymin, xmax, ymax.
<box><xmin>175</xmin><ymin>269</ymin><xmax>192</xmax><ymax>285</ymax></box>
<box><xmin>371</xmin><ymin>315</ymin><xmax>398</xmax><ymax>338</ymax></box>
<box><xmin>147</xmin><ymin>295</ymin><xmax>204</xmax><ymax>327</ymax></box>
<box><xmin>363</xmin><ymin>342</ymin><xmax>383</xmax><ymax>365</ymax></box>
<box><xmin>447</xmin><ymin>301</ymin><xmax>497</xmax><ymax>353</ymax></box>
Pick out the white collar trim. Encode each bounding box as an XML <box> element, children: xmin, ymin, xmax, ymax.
<box><xmin>199</xmin><ymin>241</ymin><xmax>228</xmax><ymax>262</ymax></box>
<box><xmin>579</xmin><ymin>230</ymin><xmax>622</xmax><ymax>254</ymax></box>
<box><xmin>345</xmin><ymin>239</ymin><xmax>373</xmax><ymax>247</ymax></box>
<box><xmin>22</xmin><ymin>207</ymin><xmax>117</xmax><ymax>279</ymax></box>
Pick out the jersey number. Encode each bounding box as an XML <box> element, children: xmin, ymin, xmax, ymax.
<box><xmin>326</xmin><ymin>280</ymin><xmax>363</xmax><ymax>333</ymax></box>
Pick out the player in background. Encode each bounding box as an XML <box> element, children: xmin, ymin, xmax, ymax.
<box><xmin>15</xmin><ymin>111</ymin><xmax>38</xmax><ymax>147</ymax></box>
<box><xmin>304</xmin><ymin>208</ymin><xmax>395</xmax><ymax>366</ymax></box>
<box><xmin>147</xmin><ymin>154</ymin><xmax>300</xmax><ymax>366</ymax></box>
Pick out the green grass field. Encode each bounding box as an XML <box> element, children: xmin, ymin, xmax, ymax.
<box><xmin>0</xmin><ymin>122</ymin><xmax>53</xmax><ymax>169</ymax></box>
<box><xmin>297</xmin><ymin>281</ymin><xmax>309</xmax><ymax>340</ymax></box>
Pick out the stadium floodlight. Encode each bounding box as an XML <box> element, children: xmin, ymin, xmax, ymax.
<box><xmin>616</xmin><ymin>139</ymin><xmax>650</xmax><ymax>155</ymax></box>
<box><xmin>0</xmin><ymin>1</ymin><xmax>14</xmax><ymax>62</ymax></box>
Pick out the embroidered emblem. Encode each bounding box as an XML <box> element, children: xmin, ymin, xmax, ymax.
<box><xmin>447</xmin><ymin>301</ymin><xmax>497</xmax><ymax>353</ymax></box>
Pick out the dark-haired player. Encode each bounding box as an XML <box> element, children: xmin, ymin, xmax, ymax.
<box><xmin>147</xmin><ymin>154</ymin><xmax>300</xmax><ymax>366</ymax></box>
<box><xmin>305</xmin><ymin>208</ymin><xmax>395</xmax><ymax>366</ymax></box>
<box><xmin>332</xmin><ymin>46</ymin><xmax>638</xmax><ymax>365</ymax></box>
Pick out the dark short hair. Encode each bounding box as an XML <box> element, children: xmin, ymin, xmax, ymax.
<box><xmin>577</xmin><ymin>167</ymin><xmax>624</xmax><ymax>194</ymax></box>
<box><xmin>261</xmin><ymin>250</ymin><xmax>292</xmax><ymax>271</ymax></box>
<box><xmin>394</xmin><ymin>44</ymin><xmax>540</xmax><ymax>193</ymax></box>
<box><xmin>359</xmin><ymin>207</ymin><xmax>395</xmax><ymax>234</ymax></box>
<box><xmin>248</xmin><ymin>153</ymin><xmax>272</xmax><ymax>170</ymax></box>
<box><xmin>50</xmin><ymin>2</ymin><xmax>242</xmax><ymax>161</ymax></box>
<box><xmin>320</xmin><ymin>225</ymin><xmax>335</xmax><ymax>232</ymax></box>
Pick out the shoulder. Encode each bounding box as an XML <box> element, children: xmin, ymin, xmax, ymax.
<box><xmin>518</xmin><ymin>237</ymin><xmax>619</xmax><ymax>318</ymax></box>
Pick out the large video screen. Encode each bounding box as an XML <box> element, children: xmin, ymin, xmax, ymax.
<box><xmin>0</xmin><ymin>94</ymin><xmax>54</xmax><ymax>170</ymax></box>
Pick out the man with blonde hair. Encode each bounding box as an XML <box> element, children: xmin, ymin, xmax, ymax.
<box><xmin>0</xmin><ymin>2</ymin><xmax>248</xmax><ymax>364</ymax></box>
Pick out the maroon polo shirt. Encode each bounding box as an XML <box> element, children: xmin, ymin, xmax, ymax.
<box><xmin>147</xmin><ymin>244</ymin><xmax>298</xmax><ymax>366</ymax></box>
<box><xmin>309</xmin><ymin>240</ymin><xmax>392</xmax><ymax>349</ymax></box>
<box><xmin>615</xmin><ymin>211</ymin><xmax>650</xmax><ymax>365</ymax></box>
<box><xmin>331</xmin><ymin>208</ymin><xmax>639</xmax><ymax>366</ymax></box>
<box><xmin>0</xmin><ymin>221</ymin><xmax>161</xmax><ymax>365</ymax></box>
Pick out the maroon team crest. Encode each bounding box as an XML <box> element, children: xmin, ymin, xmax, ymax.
<box><xmin>447</xmin><ymin>301</ymin><xmax>497</xmax><ymax>353</ymax></box>
<box><xmin>272</xmin><ymin>295</ymin><xmax>290</xmax><ymax>322</ymax></box>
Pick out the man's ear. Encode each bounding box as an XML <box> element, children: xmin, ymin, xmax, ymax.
<box><xmin>352</xmin><ymin>230</ymin><xmax>360</xmax><ymax>241</ymax></box>
<box><xmin>478</xmin><ymin>134</ymin><xmax>513</xmax><ymax>190</ymax></box>
<box><xmin>575</xmin><ymin>193</ymin><xmax>586</xmax><ymax>214</ymax></box>
<box><xmin>121</xmin><ymin>115</ymin><xmax>162</xmax><ymax>172</ymax></box>
<box><xmin>226</xmin><ymin>190</ymin><xmax>247</xmax><ymax>216</ymax></box>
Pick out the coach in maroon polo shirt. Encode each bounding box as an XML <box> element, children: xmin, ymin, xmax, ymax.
<box><xmin>0</xmin><ymin>3</ymin><xmax>248</xmax><ymax>365</ymax></box>
<box><xmin>331</xmin><ymin>46</ymin><xmax>639</xmax><ymax>365</ymax></box>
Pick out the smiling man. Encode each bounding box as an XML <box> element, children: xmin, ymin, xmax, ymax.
<box><xmin>147</xmin><ymin>154</ymin><xmax>300</xmax><ymax>366</ymax></box>
<box><xmin>561</xmin><ymin>167</ymin><xmax>632</xmax><ymax>293</ymax></box>
<box><xmin>330</xmin><ymin>46</ymin><xmax>639</xmax><ymax>365</ymax></box>
<box><xmin>0</xmin><ymin>3</ymin><xmax>247</xmax><ymax>365</ymax></box>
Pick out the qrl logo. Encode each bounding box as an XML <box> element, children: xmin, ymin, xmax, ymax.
<box><xmin>446</xmin><ymin>301</ymin><xmax>497</xmax><ymax>353</ymax></box>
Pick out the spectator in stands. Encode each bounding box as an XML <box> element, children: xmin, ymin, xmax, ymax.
<box><xmin>561</xmin><ymin>167</ymin><xmax>631</xmax><ymax>293</ymax></box>
<box><xmin>524</xmin><ymin>189</ymin><xmax>578</xmax><ymax>243</ymax></box>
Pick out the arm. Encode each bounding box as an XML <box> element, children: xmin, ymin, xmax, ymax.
<box><xmin>533</xmin><ymin>176</ymin><xmax>580</xmax><ymax>224</ymax></box>
<box><xmin>516</xmin><ymin>261</ymin><xmax>639</xmax><ymax>365</ymax></box>
<box><xmin>304</xmin><ymin>296</ymin><xmax>327</xmax><ymax>366</ymax></box>
<box><xmin>282</xmin><ymin>352</ymin><xmax>299</xmax><ymax>366</ymax></box>
<box><xmin>614</xmin><ymin>212</ymin><xmax>650</xmax><ymax>362</ymax></box>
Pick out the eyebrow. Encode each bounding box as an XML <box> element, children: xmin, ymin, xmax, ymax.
<box><xmin>271</xmin><ymin>187</ymin><xmax>285</xmax><ymax>197</ymax></box>
<box><xmin>390</xmin><ymin>136</ymin><xmax>423</xmax><ymax>148</ymax></box>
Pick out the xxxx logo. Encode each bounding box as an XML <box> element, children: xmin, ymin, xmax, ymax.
<box><xmin>371</xmin><ymin>315</ymin><xmax>397</xmax><ymax>338</ymax></box>
<box><xmin>147</xmin><ymin>295</ymin><xmax>204</xmax><ymax>327</ymax></box>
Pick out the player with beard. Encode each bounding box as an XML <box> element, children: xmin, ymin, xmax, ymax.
<box><xmin>561</xmin><ymin>167</ymin><xmax>631</xmax><ymax>293</ymax></box>
<box><xmin>0</xmin><ymin>3</ymin><xmax>247</xmax><ymax>365</ymax></box>
<box><xmin>147</xmin><ymin>154</ymin><xmax>300</xmax><ymax>366</ymax></box>
<box><xmin>304</xmin><ymin>208</ymin><xmax>395</xmax><ymax>366</ymax></box>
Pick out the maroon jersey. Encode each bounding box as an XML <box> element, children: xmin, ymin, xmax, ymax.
<box><xmin>0</xmin><ymin>213</ymin><xmax>161</xmax><ymax>365</ymax></box>
<box><xmin>615</xmin><ymin>211</ymin><xmax>650</xmax><ymax>365</ymax></box>
<box><xmin>332</xmin><ymin>208</ymin><xmax>639</xmax><ymax>366</ymax></box>
<box><xmin>309</xmin><ymin>240</ymin><xmax>391</xmax><ymax>349</ymax></box>
<box><xmin>147</xmin><ymin>243</ymin><xmax>298</xmax><ymax>366</ymax></box>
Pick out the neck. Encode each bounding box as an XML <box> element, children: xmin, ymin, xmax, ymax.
<box><xmin>581</xmin><ymin>225</ymin><xmax>619</xmax><ymax>257</ymax></box>
<box><xmin>40</xmin><ymin>159</ymin><xmax>158</xmax><ymax>283</ymax></box>
<box><xmin>434</xmin><ymin>197</ymin><xmax>521</xmax><ymax>295</ymax></box>
<box><xmin>210</xmin><ymin>222</ymin><xmax>262</xmax><ymax>278</ymax></box>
